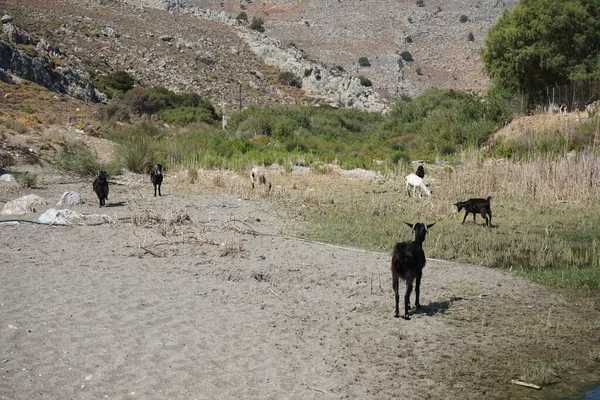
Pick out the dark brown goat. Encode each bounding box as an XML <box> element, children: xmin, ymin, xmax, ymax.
<box><xmin>150</xmin><ymin>164</ymin><xmax>163</xmax><ymax>197</ymax></box>
<box><xmin>92</xmin><ymin>170</ymin><xmax>109</xmax><ymax>207</ymax></box>
<box><xmin>454</xmin><ymin>196</ymin><xmax>492</xmax><ymax>226</ymax></box>
<box><xmin>391</xmin><ymin>222</ymin><xmax>435</xmax><ymax>319</ymax></box>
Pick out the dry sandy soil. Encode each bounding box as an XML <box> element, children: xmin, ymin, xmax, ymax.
<box><xmin>1</xmin><ymin>165</ymin><xmax>599</xmax><ymax>400</ymax></box>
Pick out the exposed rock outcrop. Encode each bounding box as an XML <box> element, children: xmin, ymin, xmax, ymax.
<box><xmin>0</xmin><ymin>16</ymin><xmax>103</xmax><ymax>102</ymax></box>
<box><xmin>1</xmin><ymin>194</ymin><xmax>47</xmax><ymax>215</ymax></box>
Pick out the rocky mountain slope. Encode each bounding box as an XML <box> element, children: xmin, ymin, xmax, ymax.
<box><xmin>2</xmin><ymin>0</ymin><xmax>517</xmax><ymax>114</ymax></box>
<box><xmin>187</xmin><ymin>0</ymin><xmax>519</xmax><ymax>100</ymax></box>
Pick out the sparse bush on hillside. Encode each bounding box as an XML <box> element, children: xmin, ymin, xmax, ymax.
<box><xmin>468</xmin><ymin>32</ymin><xmax>475</xmax><ymax>41</ymax></box>
<box><xmin>278</xmin><ymin>71</ymin><xmax>302</xmax><ymax>88</ymax></box>
<box><xmin>250</xmin><ymin>17</ymin><xmax>265</xmax><ymax>32</ymax></box>
<box><xmin>358</xmin><ymin>57</ymin><xmax>371</xmax><ymax>67</ymax></box>
<box><xmin>358</xmin><ymin>75</ymin><xmax>372</xmax><ymax>87</ymax></box>
<box><xmin>416</xmin><ymin>0</ymin><xmax>425</xmax><ymax>7</ymax></box>
<box><xmin>236</xmin><ymin>11</ymin><xmax>248</xmax><ymax>23</ymax></box>
<box><xmin>459</xmin><ymin>14</ymin><xmax>469</xmax><ymax>23</ymax></box>
<box><xmin>405</xmin><ymin>36</ymin><xmax>413</xmax><ymax>44</ymax></box>
<box><xmin>416</xmin><ymin>67</ymin><xmax>422</xmax><ymax>75</ymax></box>
<box><xmin>97</xmin><ymin>100</ymin><xmax>131</xmax><ymax>123</ymax></box>
<box><xmin>95</xmin><ymin>71</ymin><xmax>135</xmax><ymax>98</ymax></box>
<box><xmin>400</xmin><ymin>51</ymin><xmax>414</xmax><ymax>62</ymax></box>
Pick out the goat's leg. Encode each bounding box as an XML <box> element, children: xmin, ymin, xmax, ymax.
<box><xmin>153</xmin><ymin>183</ymin><xmax>157</xmax><ymax>197</ymax></box>
<box><xmin>462</xmin><ymin>211</ymin><xmax>469</xmax><ymax>224</ymax></box>
<box><xmin>392</xmin><ymin>270</ymin><xmax>400</xmax><ymax>318</ymax></box>
<box><xmin>415</xmin><ymin>275</ymin><xmax>422</xmax><ymax>309</ymax></box>
<box><xmin>488</xmin><ymin>209</ymin><xmax>492</xmax><ymax>226</ymax></box>
<box><xmin>403</xmin><ymin>279</ymin><xmax>413</xmax><ymax>320</ymax></box>
<box><xmin>158</xmin><ymin>183</ymin><xmax>162</xmax><ymax>197</ymax></box>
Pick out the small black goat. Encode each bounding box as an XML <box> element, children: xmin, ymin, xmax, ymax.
<box><xmin>92</xmin><ymin>170</ymin><xmax>109</xmax><ymax>207</ymax></box>
<box><xmin>415</xmin><ymin>165</ymin><xmax>425</xmax><ymax>179</ymax></box>
<box><xmin>150</xmin><ymin>164</ymin><xmax>163</xmax><ymax>197</ymax></box>
<box><xmin>391</xmin><ymin>222</ymin><xmax>435</xmax><ymax>319</ymax></box>
<box><xmin>454</xmin><ymin>196</ymin><xmax>492</xmax><ymax>226</ymax></box>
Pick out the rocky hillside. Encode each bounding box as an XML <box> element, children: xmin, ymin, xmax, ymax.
<box><xmin>187</xmin><ymin>0</ymin><xmax>519</xmax><ymax>100</ymax></box>
<box><xmin>2</xmin><ymin>0</ymin><xmax>517</xmax><ymax>115</ymax></box>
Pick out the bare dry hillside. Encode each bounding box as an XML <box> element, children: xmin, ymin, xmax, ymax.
<box><xmin>188</xmin><ymin>0</ymin><xmax>518</xmax><ymax>100</ymax></box>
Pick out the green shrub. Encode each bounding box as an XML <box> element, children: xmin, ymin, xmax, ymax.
<box><xmin>405</xmin><ymin>36</ymin><xmax>413</xmax><ymax>44</ymax></box>
<box><xmin>278</xmin><ymin>71</ymin><xmax>302</xmax><ymax>88</ymax></box>
<box><xmin>391</xmin><ymin>151</ymin><xmax>411</xmax><ymax>164</ymax></box>
<box><xmin>358</xmin><ymin>57</ymin><xmax>371</xmax><ymax>67</ymax></box>
<box><xmin>468</xmin><ymin>32</ymin><xmax>475</xmax><ymax>41</ymax></box>
<box><xmin>250</xmin><ymin>17</ymin><xmax>265</xmax><ymax>32</ymax></box>
<box><xmin>416</xmin><ymin>0</ymin><xmax>425</xmax><ymax>7</ymax></box>
<box><xmin>459</xmin><ymin>14</ymin><xmax>469</xmax><ymax>23</ymax></box>
<box><xmin>236</xmin><ymin>11</ymin><xmax>248</xmax><ymax>23</ymax></box>
<box><xmin>400</xmin><ymin>51</ymin><xmax>414</xmax><ymax>62</ymax></box>
<box><xmin>416</xmin><ymin>67</ymin><xmax>422</xmax><ymax>75</ymax></box>
<box><xmin>358</xmin><ymin>75</ymin><xmax>372</xmax><ymax>87</ymax></box>
<box><xmin>95</xmin><ymin>71</ymin><xmax>135</xmax><ymax>97</ymax></box>
<box><xmin>96</xmin><ymin>100</ymin><xmax>131</xmax><ymax>122</ymax></box>
<box><xmin>161</xmin><ymin>106</ymin><xmax>219</xmax><ymax>126</ymax></box>
<box><xmin>53</xmin><ymin>141</ymin><xmax>104</xmax><ymax>177</ymax></box>
<box><xmin>12</xmin><ymin>171</ymin><xmax>37</xmax><ymax>188</ymax></box>
<box><xmin>115</xmin><ymin>137</ymin><xmax>155</xmax><ymax>173</ymax></box>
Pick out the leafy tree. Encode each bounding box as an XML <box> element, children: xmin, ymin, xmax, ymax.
<box><xmin>400</xmin><ymin>51</ymin><xmax>414</xmax><ymax>62</ymax></box>
<box><xmin>358</xmin><ymin>75</ymin><xmax>372</xmax><ymax>86</ymax></box>
<box><xmin>481</xmin><ymin>0</ymin><xmax>600</xmax><ymax>105</ymax></box>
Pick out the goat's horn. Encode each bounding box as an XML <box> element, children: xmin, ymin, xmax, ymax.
<box><xmin>404</xmin><ymin>222</ymin><xmax>414</xmax><ymax>229</ymax></box>
<box><xmin>426</xmin><ymin>222</ymin><xmax>436</xmax><ymax>230</ymax></box>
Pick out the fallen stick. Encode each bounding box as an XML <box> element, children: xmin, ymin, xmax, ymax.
<box><xmin>511</xmin><ymin>379</ymin><xmax>541</xmax><ymax>390</ymax></box>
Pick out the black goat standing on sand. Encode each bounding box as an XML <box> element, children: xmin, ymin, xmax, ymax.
<box><xmin>454</xmin><ymin>196</ymin><xmax>492</xmax><ymax>226</ymax></box>
<box><xmin>92</xmin><ymin>170</ymin><xmax>109</xmax><ymax>207</ymax></box>
<box><xmin>391</xmin><ymin>222</ymin><xmax>435</xmax><ymax>319</ymax></box>
<box><xmin>150</xmin><ymin>164</ymin><xmax>163</xmax><ymax>197</ymax></box>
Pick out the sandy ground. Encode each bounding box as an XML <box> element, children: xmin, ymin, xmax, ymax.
<box><xmin>1</xmin><ymin>169</ymin><xmax>600</xmax><ymax>400</ymax></box>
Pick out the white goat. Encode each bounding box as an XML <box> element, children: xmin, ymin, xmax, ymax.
<box><xmin>405</xmin><ymin>173</ymin><xmax>431</xmax><ymax>197</ymax></box>
<box><xmin>250</xmin><ymin>166</ymin><xmax>272</xmax><ymax>192</ymax></box>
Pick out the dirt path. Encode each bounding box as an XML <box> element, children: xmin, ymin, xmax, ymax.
<box><xmin>1</xmin><ymin>170</ymin><xmax>599</xmax><ymax>400</ymax></box>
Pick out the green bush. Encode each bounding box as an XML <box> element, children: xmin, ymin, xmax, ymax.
<box><xmin>250</xmin><ymin>17</ymin><xmax>265</xmax><ymax>32</ymax></box>
<box><xmin>358</xmin><ymin>75</ymin><xmax>372</xmax><ymax>87</ymax></box>
<box><xmin>468</xmin><ymin>32</ymin><xmax>475</xmax><ymax>41</ymax></box>
<box><xmin>95</xmin><ymin>71</ymin><xmax>135</xmax><ymax>98</ymax></box>
<box><xmin>53</xmin><ymin>141</ymin><xmax>104</xmax><ymax>177</ymax></box>
<box><xmin>236</xmin><ymin>11</ymin><xmax>248</xmax><ymax>23</ymax></box>
<box><xmin>358</xmin><ymin>57</ymin><xmax>371</xmax><ymax>67</ymax></box>
<box><xmin>12</xmin><ymin>171</ymin><xmax>37</xmax><ymax>188</ymax></box>
<box><xmin>278</xmin><ymin>71</ymin><xmax>302</xmax><ymax>88</ymax></box>
<box><xmin>115</xmin><ymin>137</ymin><xmax>155</xmax><ymax>173</ymax></box>
<box><xmin>96</xmin><ymin>100</ymin><xmax>131</xmax><ymax>122</ymax></box>
<box><xmin>400</xmin><ymin>51</ymin><xmax>414</xmax><ymax>62</ymax></box>
<box><xmin>416</xmin><ymin>0</ymin><xmax>425</xmax><ymax>7</ymax></box>
<box><xmin>459</xmin><ymin>14</ymin><xmax>468</xmax><ymax>23</ymax></box>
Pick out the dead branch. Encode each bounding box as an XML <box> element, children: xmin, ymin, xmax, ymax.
<box><xmin>510</xmin><ymin>380</ymin><xmax>541</xmax><ymax>390</ymax></box>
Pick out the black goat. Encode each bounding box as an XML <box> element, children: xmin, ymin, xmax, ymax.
<box><xmin>150</xmin><ymin>164</ymin><xmax>163</xmax><ymax>197</ymax></box>
<box><xmin>92</xmin><ymin>170</ymin><xmax>109</xmax><ymax>207</ymax></box>
<box><xmin>391</xmin><ymin>222</ymin><xmax>435</xmax><ymax>319</ymax></box>
<box><xmin>454</xmin><ymin>196</ymin><xmax>492</xmax><ymax>226</ymax></box>
<box><xmin>415</xmin><ymin>165</ymin><xmax>425</xmax><ymax>179</ymax></box>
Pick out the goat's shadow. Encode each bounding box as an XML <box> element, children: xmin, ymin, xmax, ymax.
<box><xmin>104</xmin><ymin>201</ymin><xmax>127</xmax><ymax>208</ymax></box>
<box><xmin>413</xmin><ymin>297</ymin><xmax>465</xmax><ymax>317</ymax></box>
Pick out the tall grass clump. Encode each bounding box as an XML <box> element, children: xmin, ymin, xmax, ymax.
<box><xmin>53</xmin><ymin>140</ymin><xmax>104</xmax><ymax>176</ymax></box>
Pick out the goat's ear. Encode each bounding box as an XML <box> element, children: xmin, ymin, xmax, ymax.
<box><xmin>404</xmin><ymin>222</ymin><xmax>414</xmax><ymax>230</ymax></box>
<box><xmin>426</xmin><ymin>222</ymin><xmax>436</xmax><ymax>230</ymax></box>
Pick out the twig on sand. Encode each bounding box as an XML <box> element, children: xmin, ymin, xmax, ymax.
<box><xmin>269</xmin><ymin>286</ymin><xmax>279</xmax><ymax>296</ymax></box>
<box><xmin>308</xmin><ymin>386</ymin><xmax>327</xmax><ymax>394</ymax></box>
<box><xmin>140</xmin><ymin>246</ymin><xmax>162</xmax><ymax>258</ymax></box>
<box><xmin>511</xmin><ymin>379</ymin><xmax>542</xmax><ymax>390</ymax></box>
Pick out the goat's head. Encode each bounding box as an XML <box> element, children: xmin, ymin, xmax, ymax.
<box><xmin>404</xmin><ymin>222</ymin><xmax>435</xmax><ymax>244</ymax></box>
<box><xmin>98</xmin><ymin>170</ymin><xmax>108</xmax><ymax>181</ymax></box>
<box><xmin>454</xmin><ymin>201</ymin><xmax>465</xmax><ymax>211</ymax></box>
<box><xmin>151</xmin><ymin>164</ymin><xmax>163</xmax><ymax>175</ymax></box>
